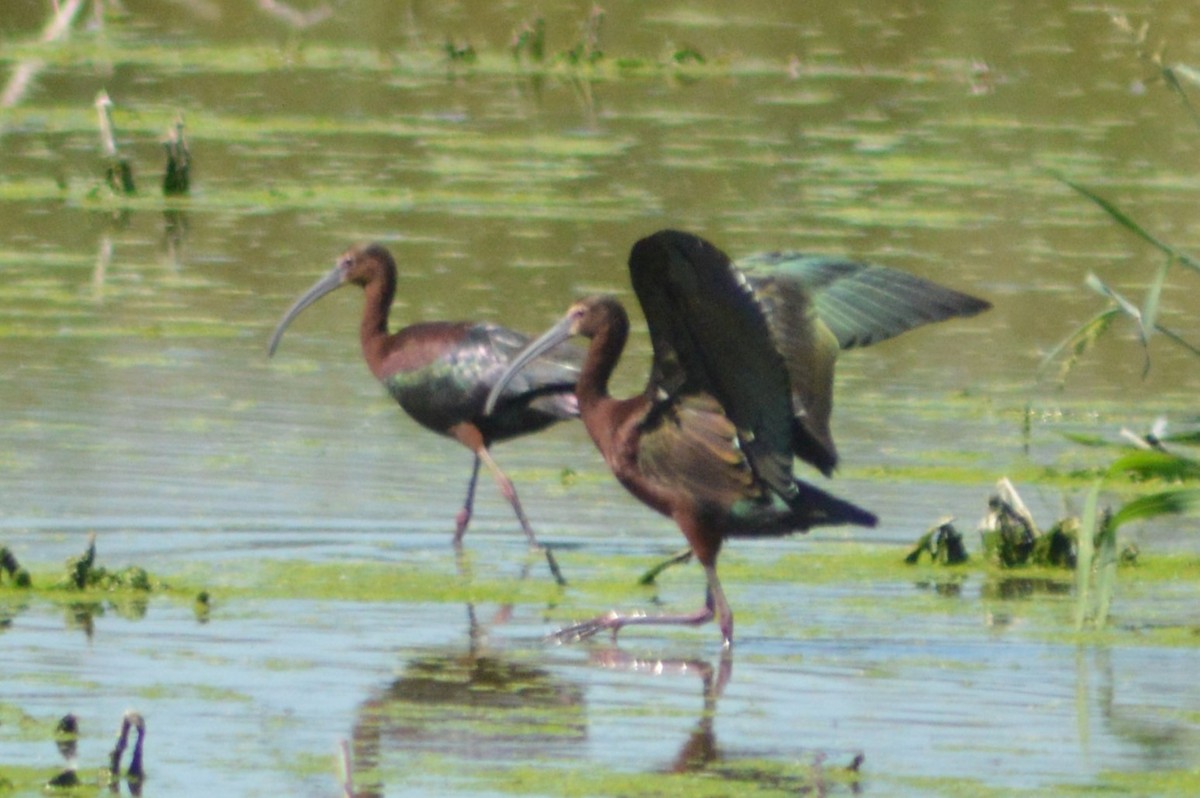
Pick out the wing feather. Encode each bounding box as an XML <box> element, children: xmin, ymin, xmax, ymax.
<box><xmin>629</xmin><ymin>231</ymin><xmax>798</xmax><ymax>500</ymax></box>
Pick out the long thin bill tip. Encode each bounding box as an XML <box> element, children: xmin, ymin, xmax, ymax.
<box><xmin>264</xmin><ymin>266</ymin><xmax>345</xmax><ymax>360</ymax></box>
<box><xmin>484</xmin><ymin>315</ymin><xmax>576</xmax><ymax>416</ymax></box>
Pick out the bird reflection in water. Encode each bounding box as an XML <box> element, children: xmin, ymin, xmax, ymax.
<box><xmin>590</xmin><ymin>647</ymin><xmax>864</xmax><ymax>789</ymax></box>
<box><xmin>44</xmin><ymin>710</ymin><xmax>145</xmax><ymax>795</ymax></box>
<box><xmin>348</xmin><ymin>649</ymin><xmax>585</xmax><ymax>798</ymax></box>
<box><xmin>590</xmin><ymin>647</ymin><xmax>732</xmax><ymax>772</ymax></box>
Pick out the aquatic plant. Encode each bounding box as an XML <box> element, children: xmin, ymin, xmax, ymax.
<box><xmin>1040</xmin><ymin>176</ymin><xmax>1200</xmax><ymax>382</ymax></box>
<box><xmin>1074</xmin><ymin>433</ymin><xmax>1200</xmax><ymax>629</ymax></box>
<box><xmin>1042</xmin><ymin>15</ymin><xmax>1200</xmax><ymax>383</ymax></box>
<box><xmin>56</xmin><ymin>534</ymin><xmax>162</xmax><ymax>593</ymax></box>
<box><xmin>904</xmin><ymin>517</ymin><xmax>969</xmax><ymax>565</ymax></box>
<box><xmin>1036</xmin><ymin>14</ymin><xmax>1200</xmax><ymax>627</ymax></box>
<box><xmin>0</xmin><ymin>546</ymin><xmax>32</xmax><ymax>588</ymax></box>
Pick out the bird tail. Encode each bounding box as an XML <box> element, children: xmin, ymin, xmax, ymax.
<box><xmin>728</xmin><ymin>479</ymin><xmax>877</xmax><ymax>537</ymax></box>
<box><xmin>786</xmin><ymin>479</ymin><xmax>878</xmax><ymax>530</ymax></box>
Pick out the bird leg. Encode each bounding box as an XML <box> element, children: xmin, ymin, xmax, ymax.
<box><xmin>551</xmin><ymin>563</ymin><xmax>733</xmax><ymax>646</ymax></box>
<box><xmin>453</xmin><ymin>455</ymin><xmax>482</xmax><ymax>544</ymax></box>
<box><xmin>477</xmin><ymin>447</ymin><xmax>566</xmax><ymax>587</ymax></box>
<box><xmin>550</xmin><ymin>603</ymin><xmax>714</xmax><ymax>644</ymax></box>
<box><xmin>704</xmin><ymin>564</ymin><xmax>734</xmax><ymax>649</ymax></box>
<box><xmin>638</xmin><ymin>546</ymin><xmax>694</xmax><ymax>585</ymax></box>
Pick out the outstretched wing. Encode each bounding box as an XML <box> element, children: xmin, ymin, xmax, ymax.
<box><xmin>737</xmin><ymin>253</ymin><xmax>992</xmax><ymax>350</ymax></box>
<box><xmin>738</xmin><ymin>252</ymin><xmax>992</xmax><ymax>473</ymax></box>
<box><xmin>628</xmin><ymin>230</ymin><xmax>799</xmax><ymax>501</ymax></box>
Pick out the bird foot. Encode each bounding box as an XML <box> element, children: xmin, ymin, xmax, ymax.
<box><xmin>549</xmin><ymin>603</ymin><xmax>719</xmax><ymax>644</ymax></box>
<box><xmin>549</xmin><ymin>610</ymin><xmax>638</xmax><ymax>644</ymax></box>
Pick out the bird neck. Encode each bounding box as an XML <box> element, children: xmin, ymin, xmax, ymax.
<box><xmin>576</xmin><ymin>305</ymin><xmax>653</xmax><ymax>481</ymax></box>
<box><xmin>358</xmin><ymin>266</ymin><xmax>396</xmax><ymax>374</ymax></box>
<box><xmin>576</xmin><ymin>306</ymin><xmax>628</xmax><ymax>413</ymax></box>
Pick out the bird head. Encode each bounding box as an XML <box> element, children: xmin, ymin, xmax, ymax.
<box><xmin>267</xmin><ymin>243</ymin><xmax>396</xmax><ymax>356</ymax></box>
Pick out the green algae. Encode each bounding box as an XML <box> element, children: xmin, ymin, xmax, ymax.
<box><xmin>0</xmin><ymin>179</ymin><xmax>661</xmax><ymax>222</ymax></box>
<box><xmin>0</xmin><ymin>704</ymin><xmax>52</xmax><ymax>744</ymax></box>
<box><xmin>1053</xmin><ymin>767</ymin><xmax>1200</xmax><ymax>797</ymax></box>
<box><xmin>0</xmin><ymin>5</ymin><xmax>1198</xmax><ymax>795</ymax></box>
<box><xmin>0</xmin><ymin>36</ymin><xmax>891</xmax><ymax>83</ymax></box>
<box><xmin>377</xmin><ymin>751</ymin><xmax>859</xmax><ymax>798</ymax></box>
<box><xmin>212</xmin><ymin>558</ymin><xmax>563</xmax><ymax>606</ymax></box>
<box><xmin>4</xmin><ymin>539</ymin><xmax>1195</xmax><ymax>637</ymax></box>
<box><xmin>0</xmin><ymin>765</ymin><xmax>68</xmax><ymax>796</ymax></box>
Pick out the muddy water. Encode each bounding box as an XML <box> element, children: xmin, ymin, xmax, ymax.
<box><xmin>2</xmin><ymin>1</ymin><xmax>1200</xmax><ymax>795</ymax></box>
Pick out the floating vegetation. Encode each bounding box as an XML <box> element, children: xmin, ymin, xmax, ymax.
<box><xmin>442</xmin><ymin>39</ymin><xmax>477</xmax><ymax>65</ymax></box>
<box><xmin>900</xmin><ymin>480</ymin><xmax>1088</xmax><ymax>570</ymax></box>
<box><xmin>94</xmin><ymin>90</ymin><xmax>135</xmax><ymax>197</ymax></box>
<box><xmin>91</xmin><ymin>90</ymin><xmax>196</xmax><ymax>202</ymax></box>
<box><xmin>510</xmin><ymin>17</ymin><xmax>547</xmax><ymax>63</ymax></box>
<box><xmin>44</xmin><ymin>713</ymin><xmax>79</xmax><ymax>790</ymax></box>
<box><xmin>905</xmin><ymin>516</ymin><xmax>969</xmax><ymax>565</ymax></box>
<box><xmin>56</xmin><ymin>533</ymin><xmax>163</xmax><ymax>593</ymax></box>
<box><xmin>193</xmin><ymin>590</ymin><xmax>211</xmax><ymax>622</ymax></box>
<box><xmin>0</xmin><ymin>26</ymin><xmax>815</xmax><ymax>83</ymax></box>
<box><xmin>978</xmin><ymin>479</ymin><xmax>1082</xmax><ymax>569</ymax></box>
<box><xmin>561</xmin><ymin>5</ymin><xmax>605</xmax><ymax>67</ymax></box>
<box><xmin>0</xmin><ymin>546</ymin><xmax>32</xmax><ymax>587</ymax></box>
<box><xmin>161</xmin><ymin>114</ymin><xmax>190</xmax><ymax>196</ymax></box>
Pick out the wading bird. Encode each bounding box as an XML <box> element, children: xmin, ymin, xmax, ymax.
<box><xmin>268</xmin><ymin>244</ymin><xmax>582</xmax><ymax>584</ymax></box>
<box><xmin>486</xmin><ymin>229</ymin><xmax>990</xmax><ymax>645</ymax></box>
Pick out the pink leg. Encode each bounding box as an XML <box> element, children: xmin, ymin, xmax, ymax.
<box><xmin>453</xmin><ymin>455</ymin><xmax>482</xmax><ymax>544</ymax></box>
<box><xmin>704</xmin><ymin>564</ymin><xmax>734</xmax><ymax>649</ymax></box>
<box><xmin>478</xmin><ymin>448</ymin><xmax>566</xmax><ymax>586</ymax></box>
<box><xmin>551</xmin><ymin>563</ymin><xmax>734</xmax><ymax>647</ymax></box>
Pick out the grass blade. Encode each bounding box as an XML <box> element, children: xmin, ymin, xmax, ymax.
<box><xmin>1161</xmin><ymin>64</ymin><xmax>1200</xmax><ymax>130</ymax></box>
<box><xmin>1140</xmin><ymin>255</ymin><xmax>1172</xmax><ymax>355</ymax></box>
<box><xmin>1038</xmin><ymin>306</ymin><xmax>1120</xmax><ymax>383</ymax></box>
<box><xmin>1108</xmin><ymin>449</ymin><xmax>1200</xmax><ymax>481</ymax></box>
<box><xmin>1073</xmin><ymin>480</ymin><xmax>1100</xmax><ymax>630</ymax></box>
<box><xmin>1153</xmin><ymin>322</ymin><xmax>1200</xmax><ymax>358</ymax></box>
<box><xmin>1052</xmin><ymin>174</ymin><xmax>1200</xmax><ymax>275</ymax></box>
<box><xmin>1085</xmin><ymin>273</ymin><xmax>1144</xmax><ymax>329</ymax></box>
<box><xmin>1171</xmin><ymin>62</ymin><xmax>1200</xmax><ymax>88</ymax></box>
<box><xmin>1110</xmin><ymin>488</ymin><xmax>1200</xmax><ymax>528</ymax></box>
<box><xmin>1085</xmin><ymin>274</ymin><xmax>1151</xmax><ymax>374</ymax></box>
<box><xmin>1093</xmin><ymin>511</ymin><xmax>1117</xmax><ymax>628</ymax></box>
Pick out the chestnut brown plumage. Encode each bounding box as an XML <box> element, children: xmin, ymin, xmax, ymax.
<box><xmin>486</xmin><ymin>229</ymin><xmax>990</xmax><ymax>645</ymax></box>
<box><xmin>269</xmin><ymin>244</ymin><xmax>582</xmax><ymax>584</ymax></box>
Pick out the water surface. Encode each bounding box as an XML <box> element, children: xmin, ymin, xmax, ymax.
<box><xmin>2</xmin><ymin>1</ymin><xmax>1200</xmax><ymax>795</ymax></box>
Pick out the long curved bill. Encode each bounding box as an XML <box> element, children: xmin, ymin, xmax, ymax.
<box><xmin>484</xmin><ymin>312</ymin><xmax>577</xmax><ymax>415</ymax></box>
<box><xmin>266</xmin><ymin>266</ymin><xmax>345</xmax><ymax>357</ymax></box>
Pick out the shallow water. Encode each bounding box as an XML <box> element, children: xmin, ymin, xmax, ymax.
<box><xmin>2</xmin><ymin>1</ymin><xmax>1200</xmax><ymax>795</ymax></box>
